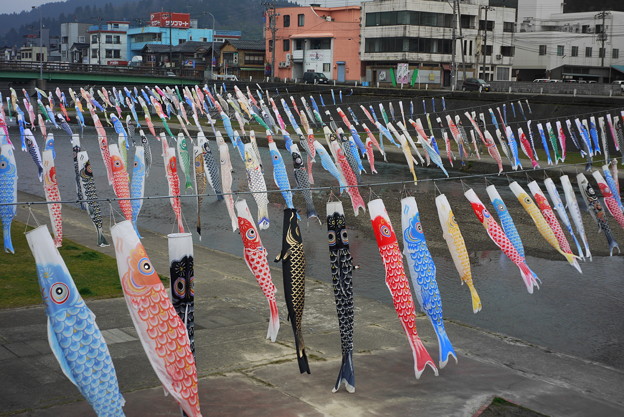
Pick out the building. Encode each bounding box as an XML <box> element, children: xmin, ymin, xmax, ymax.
<box><xmin>21</xmin><ymin>27</ymin><xmax>60</xmax><ymax>63</ymax></box>
<box><xmin>60</xmin><ymin>23</ymin><xmax>90</xmax><ymax>63</ymax></box>
<box><xmin>360</xmin><ymin>0</ymin><xmax>517</xmax><ymax>87</ymax></box>
<box><xmin>19</xmin><ymin>46</ymin><xmax>46</xmax><ymax>63</ymax></box>
<box><xmin>214</xmin><ymin>30</ymin><xmax>241</xmax><ymax>43</ymax></box>
<box><xmin>88</xmin><ymin>21</ymin><xmax>130</xmax><ymax>65</ymax></box>
<box><xmin>514</xmin><ymin>1</ymin><xmax>624</xmax><ymax>82</ymax></box>
<box><xmin>127</xmin><ymin>13</ymin><xmax>216</xmax><ymax>65</ymax></box>
<box><xmin>264</xmin><ymin>5</ymin><xmax>362</xmax><ymax>81</ymax></box>
<box><xmin>220</xmin><ymin>40</ymin><xmax>265</xmax><ymax>80</ymax></box>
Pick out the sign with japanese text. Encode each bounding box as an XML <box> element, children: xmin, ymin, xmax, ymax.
<box><xmin>150</xmin><ymin>12</ymin><xmax>191</xmax><ymax>28</ymax></box>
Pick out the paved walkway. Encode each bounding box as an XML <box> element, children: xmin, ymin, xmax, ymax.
<box><xmin>1</xmin><ymin>192</ymin><xmax>623</xmax><ymax>417</ymax></box>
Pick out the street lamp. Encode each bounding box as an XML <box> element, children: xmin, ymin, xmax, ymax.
<box><xmin>32</xmin><ymin>5</ymin><xmax>43</xmax><ymax>80</ymax></box>
<box><xmin>206</xmin><ymin>12</ymin><xmax>216</xmax><ymax>81</ymax></box>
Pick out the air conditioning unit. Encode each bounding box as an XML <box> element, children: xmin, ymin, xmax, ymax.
<box><xmin>325</xmin><ymin>16</ymin><xmax>332</xmax><ymax>22</ymax></box>
<box><xmin>285</xmin><ymin>53</ymin><xmax>291</xmax><ymax>61</ymax></box>
<box><xmin>278</xmin><ymin>61</ymin><xmax>285</xmax><ymax>68</ymax></box>
<box><xmin>496</xmin><ymin>54</ymin><xmax>502</xmax><ymax>60</ymax></box>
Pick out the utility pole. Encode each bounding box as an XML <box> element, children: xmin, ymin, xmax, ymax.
<box><xmin>450</xmin><ymin>0</ymin><xmax>457</xmax><ymax>89</ymax></box>
<box><xmin>32</xmin><ymin>6</ymin><xmax>43</xmax><ymax>79</ymax></box>
<box><xmin>262</xmin><ymin>1</ymin><xmax>278</xmax><ymax>80</ymax></box>
<box><xmin>480</xmin><ymin>5</ymin><xmax>493</xmax><ymax>80</ymax></box>
<box><xmin>456</xmin><ymin>0</ymin><xmax>467</xmax><ymax>81</ymax></box>
<box><xmin>595</xmin><ymin>10</ymin><xmax>610</xmax><ymax>70</ymax></box>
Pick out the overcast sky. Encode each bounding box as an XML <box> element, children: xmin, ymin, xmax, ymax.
<box><xmin>0</xmin><ymin>0</ymin><xmax>56</xmax><ymax>15</ymax></box>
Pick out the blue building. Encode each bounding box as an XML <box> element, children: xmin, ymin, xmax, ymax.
<box><xmin>127</xmin><ymin>26</ymin><xmax>214</xmax><ymax>62</ymax></box>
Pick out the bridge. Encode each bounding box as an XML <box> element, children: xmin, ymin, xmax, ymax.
<box><xmin>0</xmin><ymin>61</ymin><xmax>204</xmax><ymax>87</ymax></box>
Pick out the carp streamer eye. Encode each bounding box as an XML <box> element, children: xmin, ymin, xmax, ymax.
<box><xmin>50</xmin><ymin>283</ymin><xmax>69</xmax><ymax>304</ymax></box>
<box><xmin>0</xmin><ymin>161</ymin><xmax>6</xmax><ymax>169</ymax></box>
<box><xmin>114</xmin><ymin>159</ymin><xmax>121</xmax><ymax>168</ymax></box>
<box><xmin>138</xmin><ymin>257</ymin><xmax>153</xmax><ymax>275</ymax></box>
<box><xmin>416</xmin><ymin>222</ymin><xmax>423</xmax><ymax>233</ymax></box>
<box><xmin>497</xmin><ymin>203</ymin><xmax>505</xmax><ymax>212</ymax></box>
<box><xmin>189</xmin><ymin>275</ymin><xmax>195</xmax><ymax>297</ymax></box>
<box><xmin>134</xmin><ymin>161</ymin><xmax>139</xmax><ymax>168</ymax></box>
<box><xmin>483</xmin><ymin>209</ymin><xmax>491</xmax><ymax>218</ymax></box>
<box><xmin>246</xmin><ymin>228</ymin><xmax>256</xmax><ymax>240</ymax></box>
<box><xmin>273</xmin><ymin>154</ymin><xmax>279</xmax><ymax>160</ymax></box>
<box><xmin>174</xmin><ymin>277</ymin><xmax>186</xmax><ymax>297</ymax></box>
<box><xmin>450</xmin><ymin>215</ymin><xmax>457</xmax><ymax>226</ymax></box>
<box><xmin>524</xmin><ymin>197</ymin><xmax>532</xmax><ymax>205</ymax></box>
<box><xmin>328</xmin><ymin>230</ymin><xmax>336</xmax><ymax>245</ymax></box>
<box><xmin>340</xmin><ymin>230</ymin><xmax>349</xmax><ymax>244</ymax></box>
<box><xmin>380</xmin><ymin>224</ymin><xmax>391</xmax><ymax>237</ymax></box>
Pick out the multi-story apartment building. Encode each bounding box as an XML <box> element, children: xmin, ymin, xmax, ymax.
<box><xmin>264</xmin><ymin>5</ymin><xmax>362</xmax><ymax>82</ymax></box>
<box><xmin>87</xmin><ymin>21</ymin><xmax>130</xmax><ymax>65</ymax></box>
<box><xmin>514</xmin><ymin>0</ymin><xmax>624</xmax><ymax>82</ymax></box>
<box><xmin>360</xmin><ymin>0</ymin><xmax>517</xmax><ymax>87</ymax></box>
<box><xmin>60</xmin><ymin>23</ymin><xmax>90</xmax><ymax>63</ymax></box>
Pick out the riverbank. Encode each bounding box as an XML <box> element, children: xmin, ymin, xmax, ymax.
<box><xmin>1</xmin><ymin>193</ymin><xmax>623</xmax><ymax>417</ymax></box>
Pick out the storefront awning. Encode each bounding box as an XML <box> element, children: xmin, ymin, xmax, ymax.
<box><xmin>562</xmin><ymin>72</ymin><xmax>600</xmax><ymax>78</ymax></box>
<box><xmin>612</xmin><ymin>65</ymin><xmax>624</xmax><ymax>74</ymax></box>
<box><xmin>290</xmin><ymin>32</ymin><xmax>334</xmax><ymax>39</ymax></box>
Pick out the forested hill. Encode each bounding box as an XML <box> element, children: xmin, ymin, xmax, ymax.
<box><xmin>0</xmin><ymin>0</ymin><xmax>295</xmax><ymax>47</ymax></box>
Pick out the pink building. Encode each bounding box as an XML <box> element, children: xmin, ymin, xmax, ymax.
<box><xmin>265</xmin><ymin>5</ymin><xmax>362</xmax><ymax>82</ymax></box>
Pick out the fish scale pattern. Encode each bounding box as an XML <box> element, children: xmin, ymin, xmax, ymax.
<box><xmin>533</xmin><ymin>193</ymin><xmax>574</xmax><ymax>254</ymax></box>
<box><xmin>48</xmin><ymin>300</ymin><xmax>125</xmax><ymax>416</ymax></box>
<box><xmin>491</xmin><ymin>198</ymin><xmax>524</xmax><ymax>258</ymax></box>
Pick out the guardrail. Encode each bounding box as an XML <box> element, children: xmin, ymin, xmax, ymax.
<box><xmin>0</xmin><ymin>61</ymin><xmax>203</xmax><ymax>79</ymax></box>
<box><xmin>489</xmin><ymin>81</ymin><xmax>623</xmax><ymax>96</ymax></box>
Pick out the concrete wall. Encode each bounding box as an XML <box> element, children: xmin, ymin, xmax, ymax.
<box><xmin>489</xmin><ymin>81</ymin><xmax>623</xmax><ymax>96</ymax></box>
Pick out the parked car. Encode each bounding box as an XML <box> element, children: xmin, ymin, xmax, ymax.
<box><xmin>303</xmin><ymin>72</ymin><xmax>329</xmax><ymax>84</ymax></box>
<box><xmin>533</xmin><ymin>78</ymin><xmax>551</xmax><ymax>82</ymax></box>
<box><xmin>461</xmin><ymin>78</ymin><xmax>490</xmax><ymax>92</ymax></box>
<box><xmin>213</xmin><ymin>74</ymin><xmax>238</xmax><ymax>81</ymax></box>
<box><xmin>613</xmin><ymin>80</ymin><xmax>624</xmax><ymax>91</ymax></box>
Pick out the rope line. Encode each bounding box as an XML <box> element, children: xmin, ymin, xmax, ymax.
<box><xmin>1</xmin><ymin>162</ymin><xmax>591</xmax><ymax>207</ymax></box>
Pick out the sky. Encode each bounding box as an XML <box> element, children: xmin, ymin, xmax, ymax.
<box><xmin>0</xmin><ymin>0</ymin><xmax>56</xmax><ymax>15</ymax></box>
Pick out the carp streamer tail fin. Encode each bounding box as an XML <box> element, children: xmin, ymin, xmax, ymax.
<box><xmin>266</xmin><ymin>299</ymin><xmax>280</xmax><ymax>343</ymax></box>
<box><xmin>332</xmin><ymin>351</ymin><xmax>355</xmax><ymax>393</ymax></box>
<box><xmin>468</xmin><ymin>284</ymin><xmax>482</xmax><ymax>314</ymax></box>
<box><xmin>436</xmin><ymin>328</ymin><xmax>457</xmax><ymax>369</ymax></box>
<box><xmin>518</xmin><ymin>262</ymin><xmax>540</xmax><ymax>294</ymax></box>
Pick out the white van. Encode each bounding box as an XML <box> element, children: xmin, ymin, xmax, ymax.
<box><xmin>613</xmin><ymin>80</ymin><xmax>624</xmax><ymax>91</ymax></box>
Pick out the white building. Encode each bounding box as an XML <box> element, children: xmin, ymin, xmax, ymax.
<box><xmin>60</xmin><ymin>23</ymin><xmax>90</xmax><ymax>63</ymax></box>
<box><xmin>514</xmin><ymin>1</ymin><xmax>624</xmax><ymax>82</ymax></box>
<box><xmin>87</xmin><ymin>21</ymin><xmax>130</xmax><ymax>65</ymax></box>
<box><xmin>360</xmin><ymin>0</ymin><xmax>517</xmax><ymax>86</ymax></box>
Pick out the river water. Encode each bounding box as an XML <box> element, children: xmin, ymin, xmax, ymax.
<box><xmin>6</xmin><ymin>114</ymin><xmax>624</xmax><ymax>371</ymax></box>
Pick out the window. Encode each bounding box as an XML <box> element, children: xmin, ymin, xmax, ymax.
<box><xmin>91</xmin><ymin>48</ymin><xmax>98</xmax><ymax>58</ymax></box>
<box><xmin>571</xmin><ymin>46</ymin><xmax>578</xmax><ymax>57</ymax></box>
<box><xmin>78</xmin><ymin>36</ymin><xmax>85</xmax><ymax>43</ymax></box>
<box><xmin>481</xmin><ymin>45</ymin><xmax>493</xmax><ymax>56</ymax></box>
<box><xmin>503</xmin><ymin>22</ymin><xmax>515</xmax><ymax>32</ymax></box>
<box><xmin>283</xmin><ymin>39</ymin><xmax>290</xmax><ymax>51</ymax></box>
<box><xmin>599</xmin><ymin>48</ymin><xmax>605</xmax><ymax>58</ymax></box>
<box><xmin>91</xmin><ymin>35</ymin><xmax>98</xmax><ymax>44</ymax></box>
<box><xmin>113</xmin><ymin>49</ymin><xmax>120</xmax><ymax>58</ymax></box>
<box><xmin>614</xmin><ymin>49</ymin><xmax>620</xmax><ymax>59</ymax></box>
<box><xmin>111</xmin><ymin>23</ymin><xmax>119</xmax><ymax>29</ymax></box>
<box><xmin>310</xmin><ymin>38</ymin><xmax>331</xmax><ymax>49</ymax></box>
<box><xmin>557</xmin><ymin>45</ymin><xmax>564</xmax><ymax>56</ymax></box>
<box><xmin>479</xmin><ymin>20</ymin><xmax>494</xmax><ymax>31</ymax></box>
<box><xmin>496</xmin><ymin>66</ymin><xmax>510</xmax><ymax>81</ymax></box>
<box><xmin>244</xmin><ymin>54</ymin><xmax>263</xmax><ymax>64</ymax></box>
<box><xmin>105</xmin><ymin>35</ymin><xmax>113</xmax><ymax>44</ymax></box>
<box><xmin>283</xmin><ymin>15</ymin><xmax>290</xmax><ymax>27</ymax></box>
<box><xmin>586</xmin><ymin>47</ymin><xmax>592</xmax><ymax>57</ymax></box>
<box><xmin>364</xmin><ymin>37</ymin><xmax>451</xmax><ymax>54</ymax></box>
<box><xmin>539</xmin><ymin>45</ymin><xmax>547</xmax><ymax>56</ymax></box>
<box><xmin>500</xmin><ymin>46</ymin><xmax>514</xmax><ymax>57</ymax></box>
<box><xmin>595</xmin><ymin>24</ymin><xmax>604</xmax><ymax>33</ymax></box>
<box><xmin>113</xmin><ymin>35</ymin><xmax>121</xmax><ymax>44</ymax></box>
<box><xmin>105</xmin><ymin>49</ymin><xmax>113</xmax><ymax>58</ymax></box>
<box><xmin>323</xmin><ymin>63</ymin><xmax>330</xmax><ymax>72</ymax></box>
<box><xmin>295</xmin><ymin>39</ymin><xmax>303</xmax><ymax>50</ymax></box>
<box><xmin>298</xmin><ymin>14</ymin><xmax>304</xmax><ymax>26</ymax></box>
<box><xmin>268</xmin><ymin>40</ymin><xmax>273</xmax><ymax>52</ymax></box>
<box><xmin>61</xmin><ymin>36</ymin><xmax>68</xmax><ymax>44</ymax></box>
